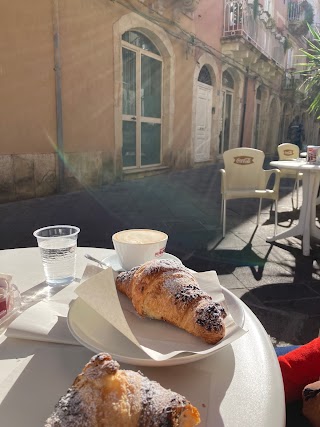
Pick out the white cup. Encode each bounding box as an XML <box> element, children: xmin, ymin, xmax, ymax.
<box><xmin>112</xmin><ymin>229</ymin><xmax>168</xmax><ymax>271</ymax></box>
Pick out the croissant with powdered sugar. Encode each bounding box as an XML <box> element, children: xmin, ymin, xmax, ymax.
<box><xmin>116</xmin><ymin>258</ymin><xmax>227</xmax><ymax>345</ymax></box>
<box><xmin>45</xmin><ymin>353</ymin><xmax>201</xmax><ymax>427</ymax></box>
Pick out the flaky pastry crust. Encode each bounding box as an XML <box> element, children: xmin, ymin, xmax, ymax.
<box><xmin>116</xmin><ymin>258</ymin><xmax>226</xmax><ymax>344</ymax></box>
<box><xmin>45</xmin><ymin>353</ymin><xmax>201</xmax><ymax>427</ymax></box>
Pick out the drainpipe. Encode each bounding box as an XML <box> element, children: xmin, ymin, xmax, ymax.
<box><xmin>52</xmin><ymin>0</ymin><xmax>64</xmax><ymax>192</ymax></box>
<box><xmin>239</xmin><ymin>67</ymin><xmax>249</xmax><ymax>147</ymax></box>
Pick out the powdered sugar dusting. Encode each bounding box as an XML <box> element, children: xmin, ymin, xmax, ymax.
<box><xmin>140</xmin><ymin>258</ymin><xmax>187</xmax><ymax>277</ymax></box>
<box><xmin>45</xmin><ymin>353</ymin><xmax>197</xmax><ymax>426</ymax></box>
<box><xmin>45</xmin><ymin>354</ymin><xmax>119</xmax><ymax>427</ymax></box>
<box><xmin>196</xmin><ymin>300</ymin><xmax>226</xmax><ymax>332</ymax></box>
<box><xmin>126</xmin><ymin>370</ymin><xmax>189</xmax><ymax>426</ymax></box>
<box><xmin>44</xmin><ymin>387</ymin><xmax>97</xmax><ymax>427</ymax></box>
<box><xmin>139</xmin><ymin>260</ymin><xmax>226</xmax><ymax>333</ymax></box>
<box><xmin>161</xmin><ymin>271</ymin><xmax>208</xmax><ymax>305</ymax></box>
<box><xmin>117</xmin><ymin>265</ymin><xmax>140</xmax><ymax>285</ymax></box>
<box><xmin>117</xmin><ymin>258</ymin><xmax>227</xmax><ymax>337</ymax></box>
<box><xmin>84</xmin><ymin>353</ymin><xmax>119</xmax><ymax>380</ymax></box>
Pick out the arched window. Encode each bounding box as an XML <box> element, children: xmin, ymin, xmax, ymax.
<box><xmin>194</xmin><ymin>63</ymin><xmax>214</xmax><ymax>162</ymax></box>
<box><xmin>198</xmin><ymin>65</ymin><xmax>212</xmax><ymax>86</ymax></box>
<box><xmin>222</xmin><ymin>70</ymin><xmax>234</xmax><ymax>89</ymax></box>
<box><xmin>122</xmin><ymin>31</ymin><xmax>160</xmax><ymax>55</ymax></box>
<box><xmin>122</xmin><ymin>31</ymin><xmax>162</xmax><ymax>168</ymax></box>
<box><xmin>256</xmin><ymin>86</ymin><xmax>262</xmax><ymax>101</ymax></box>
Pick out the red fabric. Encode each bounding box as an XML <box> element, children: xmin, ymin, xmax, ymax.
<box><xmin>278</xmin><ymin>338</ymin><xmax>320</xmax><ymax>402</ymax></box>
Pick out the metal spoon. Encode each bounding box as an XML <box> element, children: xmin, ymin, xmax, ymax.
<box><xmin>84</xmin><ymin>253</ymin><xmax>110</xmax><ymax>268</ymax></box>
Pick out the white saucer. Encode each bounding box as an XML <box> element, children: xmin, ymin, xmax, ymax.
<box><xmin>101</xmin><ymin>252</ymin><xmax>182</xmax><ymax>272</ymax></box>
<box><xmin>67</xmin><ymin>287</ymin><xmax>245</xmax><ymax>367</ymax></box>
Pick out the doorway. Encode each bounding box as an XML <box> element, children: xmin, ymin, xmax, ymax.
<box><xmin>194</xmin><ymin>65</ymin><xmax>213</xmax><ymax>162</ymax></box>
<box><xmin>219</xmin><ymin>70</ymin><xmax>234</xmax><ymax>154</ymax></box>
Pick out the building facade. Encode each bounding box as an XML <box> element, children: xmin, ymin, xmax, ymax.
<box><xmin>1</xmin><ymin>0</ymin><xmax>319</xmax><ymax>202</ymax></box>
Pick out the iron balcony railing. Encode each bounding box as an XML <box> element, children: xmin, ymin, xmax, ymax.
<box><xmin>223</xmin><ymin>0</ymin><xmax>285</xmax><ymax>68</ymax></box>
<box><xmin>288</xmin><ymin>1</ymin><xmax>304</xmax><ymax>22</ymax></box>
<box><xmin>288</xmin><ymin>1</ymin><xmax>314</xmax><ymax>37</ymax></box>
<box><xmin>282</xmin><ymin>70</ymin><xmax>306</xmax><ymax>93</ymax></box>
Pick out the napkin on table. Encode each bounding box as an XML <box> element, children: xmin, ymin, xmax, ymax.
<box><xmin>75</xmin><ymin>266</ymin><xmax>248</xmax><ymax>361</ymax></box>
<box><xmin>5</xmin><ymin>285</ymin><xmax>80</xmax><ymax>345</ymax></box>
<box><xmin>4</xmin><ymin>265</ymin><xmax>102</xmax><ymax>345</ymax></box>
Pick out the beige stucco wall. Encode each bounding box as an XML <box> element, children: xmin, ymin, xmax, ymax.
<box><xmin>243</xmin><ymin>79</ymin><xmax>255</xmax><ymax>147</ymax></box>
<box><xmin>171</xmin><ymin>40</ymin><xmax>194</xmax><ymax>169</ymax></box>
<box><xmin>58</xmin><ymin>0</ymin><xmax>117</xmax><ymax>154</ymax></box>
<box><xmin>0</xmin><ymin>0</ymin><xmax>56</xmax><ymax>155</ymax></box>
<box><xmin>0</xmin><ymin>0</ymin><xmax>57</xmax><ymax>201</ymax></box>
<box><xmin>0</xmin><ymin>0</ymin><xmax>200</xmax><ymax>201</ymax></box>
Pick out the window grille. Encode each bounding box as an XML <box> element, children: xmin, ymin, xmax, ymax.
<box><xmin>222</xmin><ymin>70</ymin><xmax>234</xmax><ymax>89</ymax></box>
<box><xmin>198</xmin><ymin>66</ymin><xmax>212</xmax><ymax>85</ymax></box>
<box><xmin>122</xmin><ymin>31</ymin><xmax>160</xmax><ymax>55</ymax></box>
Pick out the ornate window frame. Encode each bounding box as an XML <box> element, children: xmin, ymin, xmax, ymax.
<box><xmin>113</xmin><ymin>13</ymin><xmax>174</xmax><ymax>175</ymax></box>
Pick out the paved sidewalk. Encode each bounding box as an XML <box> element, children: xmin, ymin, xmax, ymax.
<box><xmin>0</xmin><ymin>164</ymin><xmax>319</xmax><ymax>345</ymax></box>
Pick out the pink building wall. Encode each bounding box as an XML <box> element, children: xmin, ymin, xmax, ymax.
<box><xmin>274</xmin><ymin>0</ymin><xmax>288</xmax><ymax>30</ymax></box>
<box><xmin>243</xmin><ymin>79</ymin><xmax>256</xmax><ymax>147</ymax></box>
<box><xmin>194</xmin><ymin>0</ymin><xmax>224</xmax><ymax>52</ymax></box>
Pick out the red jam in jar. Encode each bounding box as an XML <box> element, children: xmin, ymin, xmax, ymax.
<box><xmin>0</xmin><ymin>278</ymin><xmax>9</xmax><ymax>319</ymax></box>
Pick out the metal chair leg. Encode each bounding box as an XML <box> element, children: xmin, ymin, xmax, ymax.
<box><xmin>222</xmin><ymin>199</ymin><xmax>226</xmax><ymax>237</ymax></box>
<box><xmin>274</xmin><ymin>199</ymin><xmax>278</xmax><ymax>236</ymax></box>
<box><xmin>293</xmin><ymin>176</ymin><xmax>299</xmax><ymax>209</ymax></box>
<box><xmin>291</xmin><ymin>181</ymin><xmax>295</xmax><ymax>209</ymax></box>
<box><xmin>257</xmin><ymin>199</ymin><xmax>262</xmax><ymax>225</ymax></box>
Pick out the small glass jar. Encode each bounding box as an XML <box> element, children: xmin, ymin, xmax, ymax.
<box><xmin>0</xmin><ymin>277</ymin><xmax>10</xmax><ymax>320</ymax></box>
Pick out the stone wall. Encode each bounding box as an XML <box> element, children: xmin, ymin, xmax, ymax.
<box><xmin>0</xmin><ymin>154</ymin><xmax>57</xmax><ymax>203</ymax></box>
<box><xmin>0</xmin><ymin>151</ymin><xmax>115</xmax><ymax>203</ymax></box>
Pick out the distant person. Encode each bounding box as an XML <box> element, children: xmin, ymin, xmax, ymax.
<box><xmin>287</xmin><ymin>115</ymin><xmax>305</xmax><ymax>150</ymax></box>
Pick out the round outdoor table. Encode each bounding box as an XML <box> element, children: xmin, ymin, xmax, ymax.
<box><xmin>0</xmin><ymin>247</ymin><xmax>285</xmax><ymax>426</ymax></box>
<box><xmin>267</xmin><ymin>160</ymin><xmax>320</xmax><ymax>256</ymax></box>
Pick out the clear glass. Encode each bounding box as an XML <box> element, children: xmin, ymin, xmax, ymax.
<box><xmin>33</xmin><ymin>225</ymin><xmax>80</xmax><ymax>286</ymax></box>
<box><xmin>122</xmin><ymin>48</ymin><xmax>136</xmax><ymax>115</ymax></box>
<box><xmin>141</xmin><ymin>123</ymin><xmax>161</xmax><ymax>166</ymax></box>
<box><xmin>122</xmin><ymin>121</ymin><xmax>136</xmax><ymax>167</ymax></box>
<box><xmin>141</xmin><ymin>55</ymin><xmax>162</xmax><ymax>118</ymax></box>
<box><xmin>122</xmin><ymin>31</ymin><xmax>160</xmax><ymax>55</ymax></box>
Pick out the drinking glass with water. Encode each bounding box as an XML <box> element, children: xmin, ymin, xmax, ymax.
<box><xmin>33</xmin><ymin>225</ymin><xmax>80</xmax><ymax>286</ymax></box>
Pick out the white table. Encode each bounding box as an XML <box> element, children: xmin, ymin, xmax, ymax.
<box><xmin>0</xmin><ymin>247</ymin><xmax>285</xmax><ymax>426</ymax></box>
<box><xmin>267</xmin><ymin>160</ymin><xmax>320</xmax><ymax>256</ymax></box>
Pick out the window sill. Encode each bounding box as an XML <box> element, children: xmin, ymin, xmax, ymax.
<box><xmin>123</xmin><ymin>165</ymin><xmax>169</xmax><ymax>175</ymax></box>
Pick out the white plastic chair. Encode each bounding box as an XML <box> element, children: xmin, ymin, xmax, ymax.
<box><xmin>220</xmin><ymin>148</ymin><xmax>280</xmax><ymax>237</ymax></box>
<box><xmin>277</xmin><ymin>143</ymin><xmax>303</xmax><ymax>209</ymax></box>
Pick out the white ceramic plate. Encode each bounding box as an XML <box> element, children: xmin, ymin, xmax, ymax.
<box><xmin>102</xmin><ymin>252</ymin><xmax>182</xmax><ymax>272</ymax></box>
<box><xmin>68</xmin><ymin>286</ymin><xmax>245</xmax><ymax>367</ymax></box>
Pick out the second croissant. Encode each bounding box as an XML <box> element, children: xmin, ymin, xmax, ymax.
<box><xmin>116</xmin><ymin>258</ymin><xmax>227</xmax><ymax>344</ymax></box>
